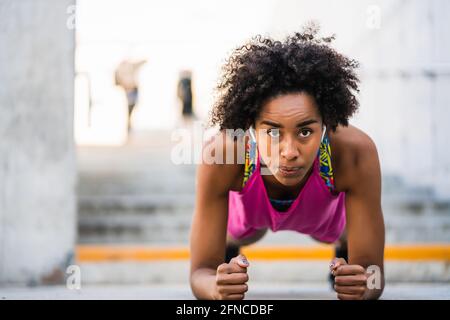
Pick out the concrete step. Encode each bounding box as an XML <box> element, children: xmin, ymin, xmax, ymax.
<box><xmin>78</xmin><ymin>168</ymin><xmax>196</xmax><ymax>196</ymax></box>
<box><xmin>77</xmin><ymin>193</ymin><xmax>450</xmax><ymax>244</ymax></box>
<box><xmin>73</xmin><ymin>260</ymin><xmax>450</xmax><ymax>285</ymax></box>
<box><xmin>69</xmin><ymin>244</ymin><xmax>450</xmax><ymax>285</ymax></box>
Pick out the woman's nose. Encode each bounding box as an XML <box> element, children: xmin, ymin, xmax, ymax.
<box><xmin>280</xmin><ymin>138</ymin><xmax>300</xmax><ymax>160</ymax></box>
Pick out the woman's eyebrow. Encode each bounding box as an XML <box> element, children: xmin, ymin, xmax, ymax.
<box><xmin>260</xmin><ymin>119</ymin><xmax>318</xmax><ymax>127</ymax></box>
<box><xmin>260</xmin><ymin>120</ymin><xmax>282</xmax><ymax>127</ymax></box>
<box><xmin>296</xmin><ymin>119</ymin><xmax>318</xmax><ymax>127</ymax></box>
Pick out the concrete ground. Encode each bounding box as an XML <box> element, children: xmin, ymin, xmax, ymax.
<box><xmin>0</xmin><ymin>283</ymin><xmax>449</xmax><ymax>300</ymax></box>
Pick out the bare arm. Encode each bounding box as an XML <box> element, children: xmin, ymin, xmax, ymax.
<box><xmin>189</xmin><ymin>132</ymin><xmax>249</xmax><ymax>300</ymax></box>
<box><xmin>189</xmin><ymin>161</ymin><xmax>229</xmax><ymax>299</ymax></box>
<box><xmin>332</xmin><ymin>134</ymin><xmax>385</xmax><ymax>300</ymax></box>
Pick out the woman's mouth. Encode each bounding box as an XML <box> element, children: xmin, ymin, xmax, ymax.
<box><xmin>277</xmin><ymin>166</ymin><xmax>302</xmax><ymax>177</ymax></box>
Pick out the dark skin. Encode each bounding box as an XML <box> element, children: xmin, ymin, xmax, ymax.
<box><xmin>190</xmin><ymin>92</ymin><xmax>385</xmax><ymax>300</ymax></box>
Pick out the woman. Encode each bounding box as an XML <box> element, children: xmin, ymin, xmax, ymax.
<box><xmin>189</xmin><ymin>26</ymin><xmax>385</xmax><ymax>300</ymax></box>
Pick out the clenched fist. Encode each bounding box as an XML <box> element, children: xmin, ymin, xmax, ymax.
<box><xmin>330</xmin><ymin>257</ymin><xmax>368</xmax><ymax>300</ymax></box>
<box><xmin>213</xmin><ymin>254</ymin><xmax>250</xmax><ymax>300</ymax></box>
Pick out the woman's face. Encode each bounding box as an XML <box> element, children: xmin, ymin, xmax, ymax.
<box><xmin>254</xmin><ymin>92</ymin><xmax>324</xmax><ymax>187</ymax></box>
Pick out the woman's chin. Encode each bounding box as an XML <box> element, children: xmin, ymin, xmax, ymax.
<box><xmin>273</xmin><ymin>172</ymin><xmax>304</xmax><ymax>186</ymax></box>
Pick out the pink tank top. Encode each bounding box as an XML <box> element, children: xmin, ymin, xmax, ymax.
<box><xmin>227</xmin><ymin>140</ymin><xmax>346</xmax><ymax>243</ymax></box>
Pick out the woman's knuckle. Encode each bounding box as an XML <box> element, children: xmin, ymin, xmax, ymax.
<box><xmin>217</xmin><ymin>263</ymin><xmax>227</xmax><ymax>272</ymax></box>
<box><xmin>238</xmin><ymin>284</ymin><xmax>247</xmax><ymax>293</ymax></box>
<box><xmin>358</xmin><ymin>275</ymin><xmax>367</xmax><ymax>283</ymax></box>
<box><xmin>217</xmin><ymin>286</ymin><xmax>227</xmax><ymax>294</ymax></box>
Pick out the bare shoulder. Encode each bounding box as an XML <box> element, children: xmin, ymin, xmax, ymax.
<box><xmin>329</xmin><ymin>124</ymin><xmax>380</xmax><ymax>192</ymax></box>
<box><xmin>196</xmin><ymin>130</ymin><xmax>246</xmax><ymax>197</ymax></box>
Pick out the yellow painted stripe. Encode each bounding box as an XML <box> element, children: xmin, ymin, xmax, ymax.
<box><xmin>76</xmin><ymin>245</ymin><xmax>190</xmax><ymax>262</ymax></box>
<box><xmin>241</xmin><ymin>245</ymin><xmax>334</xmax><ymax>260</ymax></box>
<box><xmin>384</xmin><ymin>244</ymin><xmax>450</xmax><ymax>261</ymax></box>
<box><xmin>76</xmin><ymin>244</ymin><xmax>450</xmax><ymax>262</ymax></box>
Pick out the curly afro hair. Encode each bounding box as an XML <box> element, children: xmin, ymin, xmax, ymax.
<box><xmin>209</xmin><ymin>23</ymin><xmax>360</xmax><ymax>132</ymax></box>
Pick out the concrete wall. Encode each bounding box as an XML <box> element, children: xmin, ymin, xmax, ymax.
<box><xmin>353</xmin><ymin>0</ymin><xmax>450</xmax><ymax>199</ymax></box>
<box><xmin>0</xmin><ymin>0</ymin><xmax>76</xmax><ymax>285</ymax></box>
<box><xmin>268</xmin><ymin>0</ymin><xmax>450</xmax><ymax>199</ymax></box>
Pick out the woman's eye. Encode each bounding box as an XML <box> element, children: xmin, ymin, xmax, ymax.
<box><xmin>267</xmin><ymin>129</ymin><xmax>280</xmax><ymax>138</ymax></box>
<box><xmin>299</xmin><ymin>129</ymin><xmax>312</xmax><ymax>138</ymax></box>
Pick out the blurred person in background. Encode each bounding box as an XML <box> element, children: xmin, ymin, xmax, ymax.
<box><xmin>177</xmin><ymin>70</ymin><xmax>194</xmax><ymax>118</ymax></box>
<box><xmin>115</xmin><ymin>59</ymin><xmax>146</xmax><ymax>134</ymax></box>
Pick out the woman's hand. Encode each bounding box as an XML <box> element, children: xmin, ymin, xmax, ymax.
<box><xmin>213</xmin><ymin>254</ymin><xmax>250</xmax><ymax>300</ymax></box>
<box><xmin>330</xmin><ymin>257</ymin><xmax>368</xmax><ymax>300</ymax></box>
